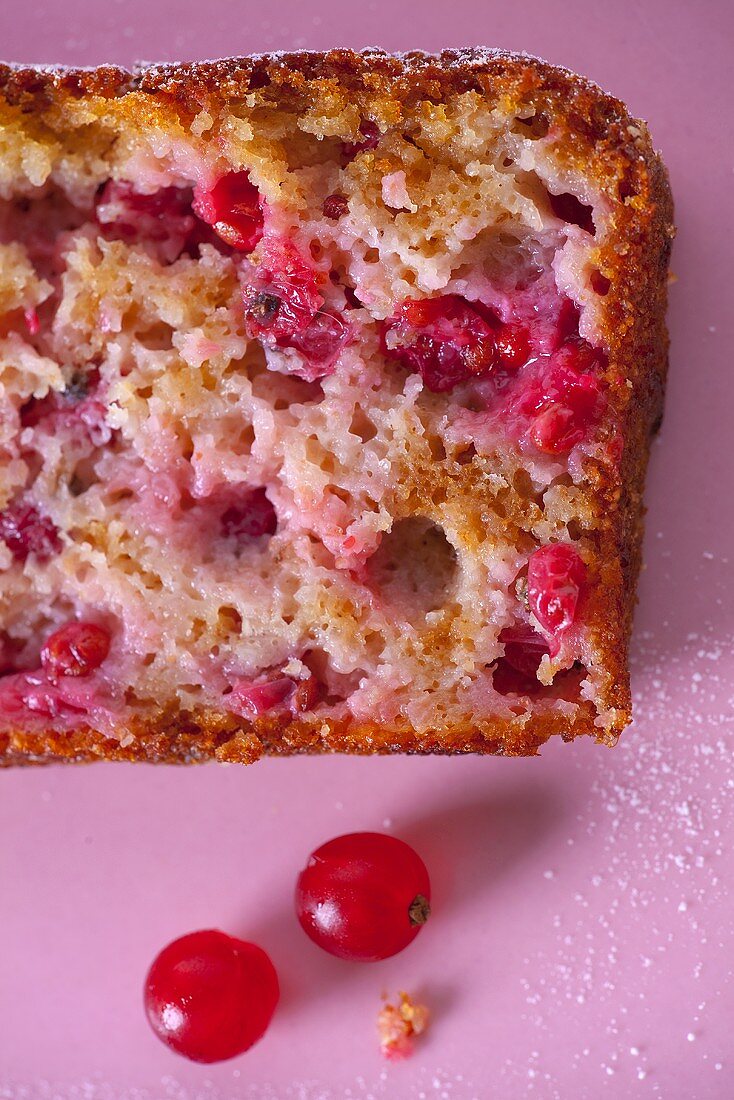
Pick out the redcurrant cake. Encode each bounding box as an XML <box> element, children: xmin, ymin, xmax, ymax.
<box><xmin>0</xmin><ymin>49</ymin><xmax>673</xmax><ymax>765</ymax></box>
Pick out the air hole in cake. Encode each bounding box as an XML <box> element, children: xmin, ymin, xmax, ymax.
<box><xmin>547</xmin><ymin>190</ymin><xmax>595</xmax><ymax>235</ymax></box>
<box><xmin>137</xmin><ymin>323</ymin><xmax>175</xmax><ymax>352</ymax></box>
<box><xmin>285</xmin><ymin>132</ymin><xmax>344</xmax><ymax>170</ymax></box>
<box><xmin>367</xmin><ymin>518</ymin><xmax>457</xmax><ymax>624</ymax></box>
<box><xmin>513</xmin><ymin>113</ymin><xmax>550</xmax><ymax>138</ymax></box>
<box><xmin>349</xmin><ymin>407</ymin><xmax>378</xmax><ymax>443</ymax></box>
<box><xmin>68</xmin><ymin>457</ymin><xmax>100</xmax><ymax>497</ymax></box>
<box><xmin>512</xmin><ymin>469</ymin><xmax>541</xmax><ymax>504</ymax></box>
<box><xmin>455</xmin><ymin>443</ymin><xmax>476</xmax><ymax>466</ymax></box>
<box><xmin>263</xmin><ymin>374</ymin><xmax>324</xmax><ymax>409</ymax></box>
<box><xmin>231</xmin><ymin>424</ymin><xmax>255</xmax><ymax>455</ymax></box>
<box><xmin>217</xmin><ymin>486</ymin><xmax>278</xmax><ymax>545</ymax></box>
<box><xmin>618</xmin><ymin>175</ymin><xmax>637</xmax><ymax>201</ymax></box>
<box><xmin>216</xmin><ymin>605</ymin><xmax>243</xmax><ymax>638</ymax></box>
<box><xmin>493</xmin><ymin>624</ymin><xmax>588</xmax><ymax>701</ymax></box>
<box><xmin>590</xmin><ymin>270</ymin><xmax>611</xmax><ymax>295</ymax></box>
<box><xmin>428</xmin><ymin>436</ymin><xmax>447</xmax><ymax>463</ymax></box>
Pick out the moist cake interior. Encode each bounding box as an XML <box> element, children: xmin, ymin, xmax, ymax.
<box><xmin>0</xmin><ymin>89</ymin><xmax>622</xmax><ymax>747</ymax></box>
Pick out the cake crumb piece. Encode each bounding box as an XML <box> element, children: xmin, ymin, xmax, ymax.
<box><xmin>377</xmin><ymin>991</ymin><xmax>430</xmax><ymax>1060</ymax></box>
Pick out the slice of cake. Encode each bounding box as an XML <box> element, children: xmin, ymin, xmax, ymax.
<box><xmin>0</xmin><ymin>49</ymin><xmax>673</xmax><ymax>764</ymax></box>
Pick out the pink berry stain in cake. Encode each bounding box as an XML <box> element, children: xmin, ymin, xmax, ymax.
<box><xmin>96</xmin><ymin>181</ymin><xmax>198</xmax><ymax>261</ymax></box>
<box><xmin>0</xmin><ymin>501</ymin><xmax>61</xmax><ymax>562</ymax></box>
<box><xmin>229</xmin><ymin>670</ymin><xmax>321</xmax><ymax>720</ymax></box>
<box><xmin>218</xmin><ymin>488</ymin><xmax>277</xmax><ymax>541</ymax></box>
<box><xmin>20</xmin><ymin>370</ymin><xmax>112</xmax><ymax>447</ymax></box>
<box><xmin>0</xmin><ymin>113</ymin><xmax>616</xmax><ymax>742</ymax></box>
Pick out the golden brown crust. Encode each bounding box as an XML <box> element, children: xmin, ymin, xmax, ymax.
<box><xmin>0</xmin><ymin>49</ymin><xmax>673</xmax><ymax>765</ymax></box>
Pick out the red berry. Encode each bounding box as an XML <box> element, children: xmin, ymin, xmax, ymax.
<box><xmin>220</xmin><ymin>487</ymin><xmax>277</xmax><ymax>540</ymax></box>
<box><xmin>527</xmin><ymin>544</ymin><xmax>587</xmax><ymax>640</ymax></box>
<box><xmin>495</xmin><ymin>323</ymin><xmax>531</xmax><ymax>369</ymax></box>
<box><xmin>527</xmin><ymin>373</ymin><xmax>603</xmax><ymax>454</ymax></box>
<box><xmin>381</xmin><ymin>294</ymin><xmax>517</xmax><ymax>392</ymax></box>
<box><xmin>295</xmin><ymin>832</ymin><xmax>431</xmax><ymax>962</ymax></box>
<box><xmin>342</xmin><ymin>120</ymin><xmax>381</xmax><ymax>162</ymax></box>
<box><xmin>243</xmin><ymin>240</ymin><xmax>322</xmax><ymax>343</ymax></box>
<box><xmin>549</xmin><ymin>191</ymin><xmax>595</xmax><ymax>235</ymax></box>
<box><xmin>144</xmin><ymin>930</ymin><xmax>279</xmax><ymax>1063</ymax></box>
<box><xmin>0</xmin><ymin>502</ymin><xmax>61</xmax><ymax>562</ymax></box>
<box><xmin>243</xmin><ymin>239</ymin><xmax>349</xmax><ymax>378</ymax></box>
<box><xmin>512</xmin><ymin>341</ymin><xmax>605</xmax><ymax>454</ymax></box>
<box><xmin>322</xmin><ymin>193</ymin><xmax>349</xmax><ymax>220</ymax></box>
<box><xmin>41</xmin><ymin>621</ymin><xmax>111</xmax><ymax>679</ymax></box>
<box><xmin>286</xmin><ymin>310</ymin><xmax>348</xmax><ymax>368</ymax></box>
<box><xmin>553</xmin><ymin>298</ymin><xmax>582</xmax><ymax>347</ymax></box>
<box><xmin>192</xmin><ymin>171</ymin><xmax>264</xmax><ymax>252</ymax></box>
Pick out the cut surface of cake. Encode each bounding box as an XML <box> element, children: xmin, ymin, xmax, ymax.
<box><xmin>0</xmin><ymin>49</ymin><xmax>673</xmax><ymax>764</ymax></box>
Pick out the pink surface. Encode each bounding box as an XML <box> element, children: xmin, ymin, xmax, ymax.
<box><xmin>1</xmin><ymin>2</ymin><xmax>733</xmax><ymax>1097</ymax></box>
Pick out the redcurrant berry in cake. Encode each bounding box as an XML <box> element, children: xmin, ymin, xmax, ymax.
<box><xmin>381</xmin><ymin>295</ymin><xmax>529</xmax><ymax>393</ymax></box>
<box><xmin>144</xmin><ymin>929</ymin><xmax>279</xmax><ymax>1063</ymax></box>
<box><xmin>295</xmin><ymin>832</ymin><xmax>431</xmax><ymax>961</ymax></box>
<box><xmin>24</xmin><ymin>307</ymin><xmax>40</xmax><ymax>336</ymax></box>
<box><xmin>527</xmin><ymin>544</ymin><xmax>587</xmax><ymax>638</ymax></box>
<box><xmin>322</xmin><ymin>193</ymin><xmax>349</xmax><ymax>220</ymax></box>
<box><xmin>494</xmin><ymin>323</ymin><xmax>531</xmax><ymax>369</ymax></box>
<box><xmin>0</xmin><ymin>501</ymin><xmax>61</xmax><ymax>562</ymax></box>
<box><xmin>341</xmin><ymin>119</ymin><xmax>381</xmax><ymax>162</ymax></box>
<box><xmin>41</xmin><ymin>621</ymin><xmax>111</xmax><ymax>678</ymax></box>
<box><xmin>192</xmin><ymin>171</ymin><xmax>264</xmax><ymax>252</ymax></box>
<box><xmin>243</xmin><ymin>238</ymin><xmax>349</xmax><ymax>377</ymax></box>
<box><xmin>513</xmin><ymin>342</ymin><xmax>605</xmax><ymax>454</ymax></box>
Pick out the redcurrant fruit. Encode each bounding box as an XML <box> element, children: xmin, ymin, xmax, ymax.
<box><xmin>295</xmin><ymin>832</ymin><xmax>431</xmax><ymax>961</ymax></box>
<box><xmin>41</xmin><ymin>621</ymin><xmax>110</xmax><ymax>678</ymax></box>
<box><xmin>144</xmin><ymin>929</ymin><xmax>279</xmax><ymax>1063</ymax></box>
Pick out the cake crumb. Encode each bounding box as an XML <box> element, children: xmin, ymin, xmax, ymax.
<box><xmin>377</xmin><ymin>991</ymin><xmax>429</xmax><ymax>1060</ymax></box>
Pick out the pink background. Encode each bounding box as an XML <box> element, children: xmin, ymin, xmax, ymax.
<box><xmin>1</xmin><ymin>2</ymin><xmax>733</xmax><ymax>1097</ymax></box>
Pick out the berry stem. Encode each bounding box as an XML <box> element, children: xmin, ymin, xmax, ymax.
<box><xmin>408</xmin><ymin>894</ymin><xmax>431</xmax><ymax>926</ymax></box>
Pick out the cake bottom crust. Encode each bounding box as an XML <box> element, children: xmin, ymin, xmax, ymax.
<box><xmin>0</xmin><ymin>694</ymin><xmax>619</xmax><ymax>766</ymax></box>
